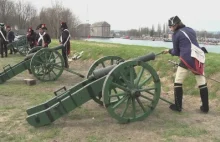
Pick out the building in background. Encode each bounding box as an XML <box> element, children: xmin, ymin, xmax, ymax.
<box><xmin>90</xmin><ymin>21</ymin><xmax>111</xmax><ymax>38</ymax></box>
<box><xmin>77</xmin><ymin>21</ymin><xmax>111</xmax><ymax>38</ymax></box>
<box><xmin>77</xmin><ymin>23</ymin><xmax>91</xmax><ymax>37</ymax></box>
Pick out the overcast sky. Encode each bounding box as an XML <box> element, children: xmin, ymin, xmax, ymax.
<box><xmin>21</xmin><ymin>0</ymin><xmax>220</xmax><ymax>31</ymax></box>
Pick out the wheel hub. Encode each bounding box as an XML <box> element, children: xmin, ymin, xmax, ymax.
<box><xmin>130</xmin><ymin>89</ymin><xmax>141</xmax><ymax>97</ymax></box>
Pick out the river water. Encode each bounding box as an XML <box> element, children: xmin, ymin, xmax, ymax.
<box><xmin>85</xmin><ymin>38</ymin><xmax>220</xmax><ymax>53</ymax></box>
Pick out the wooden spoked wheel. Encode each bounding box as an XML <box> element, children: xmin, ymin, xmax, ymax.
<box><xmin>103</xmin><ymin>60</ymin><xmax>161</xmax><ymax>123</ymax></box>
<box><xmin>86</xmin><ymin>56</ymin><xmax>124</xmax><ymax>105</ymax></box>
<box><xmin>30</xmin><ymin>48</ymin><xmax>64</xmax><ymax>81</ymax></box>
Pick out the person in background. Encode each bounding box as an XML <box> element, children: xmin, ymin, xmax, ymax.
<box><xmin>59</xmin><ymin>22</ymin><xmax>71</xmax><ymax>68</ymax></box>
<box><xmin>26</xmin><ymin>27</ymin><xmax>36</xmax><ymax>49</ymax></box>
<box><xmin>6</xmin><ymin>25</ymin><xmax>16</xmax><ymax>54</ymax></box>
<box><xmin>0</xmin><ymin>23</ymin><xmax>8</xmax><ymax>58</ymax></box>
<box><xmin>163</xmin><ymin>16</ymin><xmax>209</xmax><ymax>113</ymax></box>
<box><xmin>35</xmin><ymin>24</ymin><xmax>51</xmax><ymax>47</ymax></box>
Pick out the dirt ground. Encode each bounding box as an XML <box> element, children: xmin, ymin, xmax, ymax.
<box><xmin>0</xmin><ymin>58</ymin><xmax>220</xmax><ymax>142</ymax></box>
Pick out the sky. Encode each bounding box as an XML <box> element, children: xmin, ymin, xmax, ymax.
<box><xmin>21</xmin><ymin>0</ymin><xmax>220</xmax><ymax>32</ymax></box>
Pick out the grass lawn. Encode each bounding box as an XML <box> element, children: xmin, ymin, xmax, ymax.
<box><xmin>0</xmin><ymin>40</ymin><xmax>220</xmax><ymax>142</ymax></box>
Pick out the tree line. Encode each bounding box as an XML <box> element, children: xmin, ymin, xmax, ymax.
<box><xmin>1</xmin><ymin>0</ymin><xmax>219</xmax><ymax>39</ymax></box>
<box><xmin>118</xmin><ymin>24</ymin><xmax>169</xmax><ymax>38</ymax></box>
<box><xmin>116</xmin><ymin>24</ymin><xmax>220</xmax><ymax>39</ymax></box>
<box><xmin>0</xmin><ymin>0</ymin><xmax>80</xmax><ymax>38</ymax></box>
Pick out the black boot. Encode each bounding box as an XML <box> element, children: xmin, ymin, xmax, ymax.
<box><xmin>1</xmin><ymin>51</ymin><xmax>3</xmax><ymax>58</ymax></box>
<box><xmin>170</xmin><ymin>83</ymin><xmax>183</xmax><ymax>112</ymax></box>
<box><xmin>64</xmin><ymin>60</ymin><xmax>69</xmax><ymax>69</ymax></box>
<box><xmin>199</xmin><ymin>84</ymin><xmax>209</xmax><ymax>113</ymax></box>
<box><xmin>5</xmin><ymin>50</ymin><xmax>7</xmax><ymax>57</ymax></box>
<box><xmin>13</xmin><ymin>48</ymin><xmax>17</xmax><ymax>54</ymax></box>
<box><xmin>10</xmin><ymin>49</ymin><xmax>13</xmax><ymax>54</ymax></box>
<box><xmin>4</xmin><ymin>45</ymin><xmax>7</xmax><ymax>57</ymax></box>
<box><xmin>1</xmin><ymin>50</ymin><xmax>3</xmax><ymax>58</ymax></box>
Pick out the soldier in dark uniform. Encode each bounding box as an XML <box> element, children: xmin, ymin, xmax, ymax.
<box><xmin>35</xmin><ymin>24</ymin><xmax>51</xmax><ymax>47</ymax></box>
<box><xmin>6</xmin><ymin>25</ymin><xmax>15</xmax><ymax>54</ymax></box>
<box><xmin>59</xmin><ymin>22</ymin><xmax>71</xmax><ymax>68</ymax></box>
<box><xmin>26</xmin><ymin>27</ymin><xmax>36</xmax><ymax>49</ymax></box>
<box><xmin>163</xmin><ymin>16</ymin><xmax>209</xmax><ymax>113</ymax></box>
<box><xmin>0</xmin><ymin>23</ymin><xmax>8</xmax><ymax>58</ymax></box>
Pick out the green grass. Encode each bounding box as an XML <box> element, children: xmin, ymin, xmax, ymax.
<box><xmin>0</xmin><ymin>39</ymin><xmax>219</xmax><ymax>141</ymax></box>
<box><xmin>87</xmin><ymin>135</ymin><xmax>103</xmax><ymax>142</ymax></box>
<box><xmin>66</xmin><ymin>39</ymin><xmax>220</xmax><ymax>98</ymax></box>
<box><xmin>163</xmin><ymin>120</ymin><xmax>207</xmax><ymax>137</ymax></box>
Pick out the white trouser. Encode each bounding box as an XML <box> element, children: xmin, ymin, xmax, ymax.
<box><xmin>175</xmin><ymin>66</ymin><xmax>206</xmax><ymax>87</ymax></box>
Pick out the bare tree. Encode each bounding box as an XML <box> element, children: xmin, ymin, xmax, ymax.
<box><xmin>0</xmin><ymin>0</ymin><xmax>15</xmax><ymax>25</ymax></box>
<box><xmin>15</xmin><ymin>0</ymin><xmax>37</xmax><ymax>29</ymax></box>
<box><xmin>157</xmin><ymin>23</ymin><xmax>162</xmax><ymax>37</ymax></box>
<box><xmin>165</xmin><ymin>23</ymin><xmax>169</xmax><ymax>34</ymax></box>
<box><xmin>0</xmin><ymin>0</ymin><xmax>81</xmax><ymax>38</ymax></box>
<box><xmin>39</xmin><ymin>6</ymin><xmax>63</xmax><ymax>38</ymax></box>
<box><xmin>39</xmin><ymin>0</ymin><xmax>80</xmax><ymax>38</ymax></box>
<box><xmin>60</xmin><ymin>8</ymin><xmax>80</xmax><ymax>38</ymax></box>
<box><xmin>150</xmin><ymin>25</ymin><xmax>155</xmax><ymax>37</ymax></box>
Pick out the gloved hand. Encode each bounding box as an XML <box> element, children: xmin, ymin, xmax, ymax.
<box><xmin>201</xmin><ymin>47</ymin><xmax>208</xmax><ymax>53</ymax></box>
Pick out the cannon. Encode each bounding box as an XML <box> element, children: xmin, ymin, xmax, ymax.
<box><xmin>26</xmin><ymin>52</ymin><xmax>173</xmax><ymax>127</ymax></box>
<box><xmin>0</xmin><ymin>45</ymin><xmax>84</xmax><ymax>84</ymax></box>
<box><xmin>7</xmin><ymin>35</ymin><xmax>30</xmax><ymax>56</ymax></box>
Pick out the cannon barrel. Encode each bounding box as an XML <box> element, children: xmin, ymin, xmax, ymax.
<box><xmin>133</xmin><ymin>52</ymin><xmax>156</xmax><ymax>62</ymax></box>
<box><xmin>52</xmin><ymin>45</ymin><xmax>64</xmax><ymax>50</ymax></box>
<box><xmin>27</xmin><ymin>46</ymin><xmax>43</xmax><ymax>55</ymax></box>
<box><xmin>24</xmin><ymin>45</ymin><xmax>64</xmax><ymax>61</ymax></box>
<box><xmin>92</xmin><ymin>65</ymin><xmax>117</xmax><ymax>79</ymax></box>
<box><xmin>91</xmin><ymin>52</ymin><xmax>156</xmax><ymax>79</ymax></box>
<box><xmin>24</xmin><ymin>53</ymin><xmax>35</xmax><ymax>60</ymax></box>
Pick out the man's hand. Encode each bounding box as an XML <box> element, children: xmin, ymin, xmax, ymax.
<box><xmin>162</xmin><ymin>49</ymin><xmax>169</xmax><ymax>54</ymax></box>
<box><xmin>44</xmin><ymin>43</ymin><xmax>48</xmax><ymax>47</ymax></box>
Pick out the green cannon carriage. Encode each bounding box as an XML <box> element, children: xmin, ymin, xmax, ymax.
<box><xmin>26</xmin><ymin>52</ymin><xmax>173</xmax><ymax>127</ymax></box>
<box><xmin>7</xmin><ymin>35</ymin><xmax>30</xmax><ymax>56</ymax></box>
<box><xmin>0</xmin><ymin>45</ymin><xmax>84</xmax><ymax>84</ymax></box>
